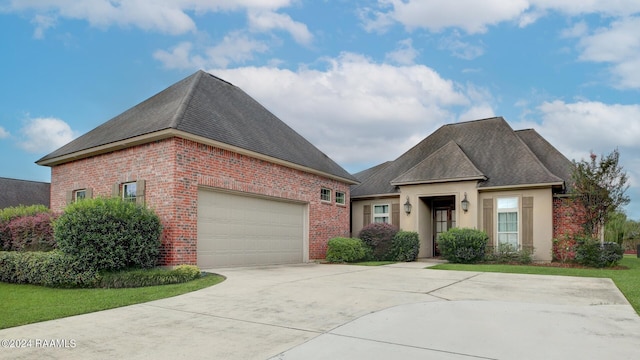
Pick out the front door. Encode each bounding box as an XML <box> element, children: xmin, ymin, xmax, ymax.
<box><xmin>433</xmin><ymin>203</ymin><xmax>456</xmax><ymax>257</ymax></box>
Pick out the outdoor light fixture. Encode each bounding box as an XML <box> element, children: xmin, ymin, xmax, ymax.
<box><xmin>461</xmin><ymin>193</ymin><xmax>469</xmax><ymax>213</ymax></box>
<box><xmin>404</xmin><ymin>196</ymin><xmax>412</xmax><ymax>215</ymax></box>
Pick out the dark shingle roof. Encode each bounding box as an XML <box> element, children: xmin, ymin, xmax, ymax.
<box><xmin>0</xmin><ymin>177</ymin><xmax>50</xmax><ymax>208</ymax></box>
<box><xmin>352</xmin><ymin>117</ymin><xmax>569</xmax><ymax>197</ymax></box>
<box><xmin>37</xmin><ymin>70</ymin><xmax>357</xmax><ymax>183</ymax></box>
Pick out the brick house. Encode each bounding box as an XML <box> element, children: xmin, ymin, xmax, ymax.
<box><xmin>37</xmin><ymin>70</ymin><xmax>358</xmax><ymax>267</ymax></box>
<box><xmin>351</xmin><ymin>117</ymin><xmax>575</xmax><ymax>262</ymax></box>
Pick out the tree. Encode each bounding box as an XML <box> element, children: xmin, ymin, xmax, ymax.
<box><xmin>571</xmin><ymin>149</ymin><xmax>630</xmax><ymax>240</ymax></box>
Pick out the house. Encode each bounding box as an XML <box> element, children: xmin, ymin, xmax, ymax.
<box><xmin>37</xmin><ymin>70</ymin><xmax>358</xmax><ymax>268</ymax></box>
<box><xmin>0</xmin><ymin>177</ymin><xmax>50</xmax><ymax>209</ymax></box>
<box><xmin>351</xmin><ymin>117</ymin><xmax>574</xmax><ymax>262</ymax></box>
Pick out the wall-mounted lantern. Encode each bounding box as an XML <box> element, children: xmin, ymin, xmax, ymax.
<box><xmin>461</xmin><ymin>193</ymin><xmax>470</xmax><ymax>213</ymax></box>
<box><xmin>404</xmin><ymin>196</ymin><xmax>412</xmax><ymax>215</ymax></box>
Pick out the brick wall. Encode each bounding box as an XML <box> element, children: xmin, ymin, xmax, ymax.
<box><xmin>50</xmin><ymin>137</ymin><xmax>351</xmax><ymax>265</ymax></box>
<box><xmin>553</xmin><ymin>197</ymin><xmax>589</xmax><ymax>239</ymax></box>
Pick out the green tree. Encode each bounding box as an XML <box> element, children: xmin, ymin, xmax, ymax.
<box><xmin>571</xmin><ymin>149</ymin><xmax>630</xmax><ymax>240</ymax></box>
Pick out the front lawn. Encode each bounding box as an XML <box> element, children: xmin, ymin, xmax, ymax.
<box><xmin>0</xmin><ymin>273</ymin><xmax>224</xmax><ymax>329</ymax></box>
<box><xmin>430</xmin><ymin>255</ymin><xmax>640</xmax><ymax>315</ymax></box>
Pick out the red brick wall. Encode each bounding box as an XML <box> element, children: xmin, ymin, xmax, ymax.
<box><xmin>553</xmin><ymin>197</ymin><xmax>589</xmax><ymax>239</ymax></box>
<box><xmin>49</xmin><ymin>137</ymin><xmax>351</xmax><ymax>265</ymax></box>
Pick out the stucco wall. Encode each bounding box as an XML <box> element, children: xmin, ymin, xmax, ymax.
<box><xmin>351</xmin><ymin>196</ymin><xmax>401</xmax><ymax>237</ymax></box>
<box><xmin>50</xmin><ymin>137</ymin><xmax>351</xmax><ymax>265</ymax></box>
<box><xmin>479</xmin><ymin>188</ymin><xmax>554</xmax><ymax>261</ymax></box>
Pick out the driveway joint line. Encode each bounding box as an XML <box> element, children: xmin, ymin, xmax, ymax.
<box><xmin>140</xmin><ymin>303</ymin><xmax>323</xmax><ymax>335</ymax></box>
<box><xmin>325</xmin><ymin>332</ymin><xmax>498</xmax><ymax>360</ymax></box>
<box><xmin>425</xmin><ymin>272</ymin><xmax>483</xmax><ymax>298</ymax></box>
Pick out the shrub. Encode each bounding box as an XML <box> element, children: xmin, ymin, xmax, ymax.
<box><xmin>575</xmin><ymin>238</ymin><xmax>624</xmax><ymax>268</ymax></box>
<box><xmin>437</xmin><ymin>228</ymin><xmax>488</xmax><ymax>264</ymax></box>
<box><xmin>552</xmin><ymin>235</ymin><xmax>577</xmax><ymax>262</ymax></box>
<box><xmin>0</xmin><ymin>250</ymin><xmax>100</xmax><ymax>287</ymax></box>
<box><xmin>0</xmin><ymin>205</ymin><xmax>50</xmax><ymax>251</ymax></box>
<box><xmin>54</xmin><ymin>198</ymin><xmax>162</xmax><ymax>271</ymax></box>
<box><xmin>98</xmin><ymin>265</ymin><xmax>202</xmax><ymax>288</ymax></box>
<box><xmin>485</xmin><ymin>243</ymin><xmax>533</xmax><ymax>264</ymax></box>
<box><xmin>6</xmin><ymin>212</ymin><xmax>58</xmax><ymax>252</ymax></box>
<box><xmin>388</xmin><ymin>231</ymin><xmax>420</xmax><ymax>262</ymax></box>
<box><xmin>358</xmin><ymin>223</ymin><xmax>398</xmax><ymax>260</ymax></box>
<box><xmin>325</xmin><ymin>237</ymin><xmax>370</xmax><ymax>263</ymax></box>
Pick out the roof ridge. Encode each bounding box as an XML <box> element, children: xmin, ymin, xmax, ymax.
<box><xmin>169</xmin><ymin>70</ymin><xmax>206</xmax><ymax>129</ymax></box>
<box><xmin>512</xmin><ymin>128</ymin><xmax>565</xmax><ymax>184</ymax></box>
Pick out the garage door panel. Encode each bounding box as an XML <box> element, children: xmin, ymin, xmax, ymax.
<box><xmin>197</xmin><ymin>189</ymin><xmax>305</xmax><ymax>268</ymax></box>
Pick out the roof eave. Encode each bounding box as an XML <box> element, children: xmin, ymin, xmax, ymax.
<box><xmin>478</xmin><ymin>181</ymin><xmax>565</xmax><ymax>191</ymax></box>
<box><xmin>351</xmin><ymin>193</ymin><xmax>400</xmax><ymax>200</ymax></box>
<box><xmin>36</xmin><ymin>129</ymin><xmax>359</xmax><ymax>185</ymax></box>
<box><xmin>390</xmin><ymin>175</ymin><xmax>487</xmax><ymax>186</ymax></box>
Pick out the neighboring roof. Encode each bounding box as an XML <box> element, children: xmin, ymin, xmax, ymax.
<box><xmin>351</xmin><ymin>117</ymin><xmax>571</xmax><ymax>197</ymax></box>
<box><xmin>37</xmin><ymin>70</ymin><xmax>358</xmax><ymax>184</ymax></box>
<box><xmin>0</xmin><ymin>177</ymin><xmax>50</xmax><ymax>208</ymax></box>
<box><xmin>353</xmin><ymin>161</ymin><xmax>392</xmax><ymax>182</ymax></box>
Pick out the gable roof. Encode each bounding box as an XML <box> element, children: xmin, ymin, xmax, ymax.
<box><xmin>351</xmin><ymin>117</ymin><xmax>571</xmax><ymax>197</ymax></box>
<box><xmin>37</xmin><ymin>70</ymin><xmax>358</xmax><ymax>184</ymax></box>
<box><xmin>391</xmin><ymin>141</ymin><xmax>486</xmax><ymax>185</ymax></box>
<box><xmin>0</xmin><ymin>177</ymin><xmax>50</xmax><ymax>208</ymax></box>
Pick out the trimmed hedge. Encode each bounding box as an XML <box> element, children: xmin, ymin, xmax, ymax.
<box><xmin>326</xmin><ymin>237</ymin><xmax>370</xmax><ymax>263</ymax></box>
<box><xmin>358</xmin><ymin>223</ymin><xmax>398</xmax><ymax>260</ymax></box>
<box><xmin>54</xmin><ymin>198</ymin><xmax>162</xmax><ymax>271</ymax></box>
<box><xmin>437</xmin><ymin>228</ymin><xmax>488</xmax><ymax>264</ymax></box>
<box><xmin>0</xmin><ymin>251</ymin><xmax>100</xmax><ymax>287</ymax></box>
<box><xmin>98</xmin><ymin>265</ymin><xmax>202</xmax><ymax>288</ymax></box>
<box><xmin>388</xmin><ymin>231</ymin><xmax>420</xmax><ymax>262</ymax></box>
<box><xmin>575</xmin><ymin>239</ymin><xmax>624</xmax><ymax>268</ymax></box>
<box><xmin>0</xmin><ymin>205</ymin><xmax>50</xmax><ymax>251</ymax></box>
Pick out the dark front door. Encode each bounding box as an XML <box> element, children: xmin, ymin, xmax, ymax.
<box><xmin>433</xmin><ymin>201</ymin><xmax>456</xmax><ymax>257</ymax></box>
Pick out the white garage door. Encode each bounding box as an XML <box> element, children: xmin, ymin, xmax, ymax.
<box><xmin>197</xmin><ymin>189</ymin><xmax>306</xmax><ymax>268</ymax></box>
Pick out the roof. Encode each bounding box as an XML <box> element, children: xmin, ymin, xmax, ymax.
<box><xmin>351</xmin><ymin>117</ymin><xmax>572</xmax><ymax>197</ymax></box>
<box><xmin>0</xmin><ymin>177</ymin><xmax>50</xmax><ymax>208</ymax></box>
<box><xmin>37</xmin><ymin>70</ymin><xmax>358</xmax><ymax>184</ymax></box>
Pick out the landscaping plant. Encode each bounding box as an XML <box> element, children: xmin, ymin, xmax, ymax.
<box><xmin>437</xmin><ymin>228</ymin><xmax>488</xmax><ymax>264</ymax></box>
<box><xmin>358</xmin><ymin>222</ymin><xmax>398</xmax><ymax>260</ymax></box>
<box><xmin>388</xmin><ymin>231</ymin><xmax>420</xmax><ymax>262</ymax></box>
<box><xmin>325</xmin><ymin>237</ymin><xmax>370</xmax><ymax>263</ymax></box>
<box><xmin>54</xmin><ymin>197</ymin><xmax>162</xmax><ymax>271</ymax></box>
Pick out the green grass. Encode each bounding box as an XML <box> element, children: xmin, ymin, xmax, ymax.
<box><xmin>0</xmin><ymin>273</ymin><xmax>225</xmax><ymax>329</ymax></box>
<box><xmin>430</xmin><ymin>255</ymin><xmax>640</xmax><ymax>315</ymax></box>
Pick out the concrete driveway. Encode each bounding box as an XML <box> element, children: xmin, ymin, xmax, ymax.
<box><xmin>1</xmin><ymin>262</ymin><xmax>639</xmax><ymax>359</ymax></box>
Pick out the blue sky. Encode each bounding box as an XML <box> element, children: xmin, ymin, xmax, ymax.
<box><xmin>1</xmin><ymin>1</ymin><xmax>639</xmax><ymax>218</ymax></box>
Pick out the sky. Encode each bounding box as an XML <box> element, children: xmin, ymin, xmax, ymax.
<box><xmin>0</xmin><ymin>0</ymin><xmax>639</xmax><ymax>219</ymax></box>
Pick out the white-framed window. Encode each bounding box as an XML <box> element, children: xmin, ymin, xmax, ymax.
<box><xmin>74</xmin><ymin>189</ymin><xmax>87</xmax><ymax>201</ymax></box>
<box><xmin>321</xmin><ymin>188</ymin><xmax>331</xmax><ymax>202</ymax></box>
<box><xmin>122</xmin><ymin>182</ymin><xmax>137</xmax><ymax>202</ymax></box>
<box><xmin>497</xmin><ymin>197</ymin><xmax>519</xmax><ymax>247</ymax></box>
<box><xmin>373</xmin><ymin>204</ymin><xmax>390</xmax><ymax>223</ymax></box>
<box><xmin>335</xmin><ymin>191</ymin><xmax>345</xmax><ymax>205</ymax></box>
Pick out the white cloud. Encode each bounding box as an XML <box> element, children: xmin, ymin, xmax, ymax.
<box><xmin>362</xmin><ymin>0</ymin><xmax>530</xmax><ymax>34</ymax></box>
<box><xmin>384</xmin><ymin>38</ymin><xmax>418</xmax><ymax>65</ymax></box>
<box><xmin>576</xmin><ymin>16</ymin><xmax>640</xmax><ymax>89</ymax></box>
<box><xmin>439</xmin><ymin>32</ymin><xmax>485</xmax><ymax>60</ymax></box>
<box><xmin>247</xmin><ymin>10</ymin><xmax>313</xmax><ymax>45</ymax></box>
<box><xmin>0</xmin><ymin>126</ymin><xmax>10</xmax><ymax>139</ymax></box>
<box><xmin>6</xmin><ymin>0</ymin><xmax>298</xmax><ymax>36</ymax></box>
<box><xmin>18</xmin><ymin>117</ymin><xmax>76</xmax><ymax>153</ymax></box>
<box><xmin>155</xmin><ymin>32</ymin><xmax>269</xmax><ymax>69</ymax></box>
<box><xmin>361</xmin><ymin>0</ymin><xmax>640</xmax><ymax>34</ymax></box>
<box><xmin>31</xmin><ymin>14</ymin><xmax>57</xmax><ymax>39</ymax></box>
<box><xmin>206</xmin><ymin>53</ymin><xmax>490</xmax><ymax>170</ymax></box>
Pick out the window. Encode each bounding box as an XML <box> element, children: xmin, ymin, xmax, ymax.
<box><xmin>321</xmin><ymin>188</ymin><xmax>331</xmax><ymax>202</ymax></box>
<box><xmin>373</xmin><ymin>204</ymin><xmax>390</xmax><ymax>223</ymax></box>
<box><xmin>335</xmin><ymin>191</ymin><xmax>345</xmax><ymax>205</ymax></box>
<box><xmin>497</xmin><ymin>197</ymin><xmax>518</xmax><ymax>247</ymax></box>
<box><xmin>74</xmin><ymin>189</ymin><xmax>87</xmax><ymax>201</ymax></box>
<box><xmin>122</xmin><ymin>182</ymin><xmax>137</xmax><ymax>202</ymax></box>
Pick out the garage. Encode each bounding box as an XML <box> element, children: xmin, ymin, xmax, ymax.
<box><xmin>197</xmin><ymin>188</ymin><xmax>307</xmax><ymax>268</ymax></box>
